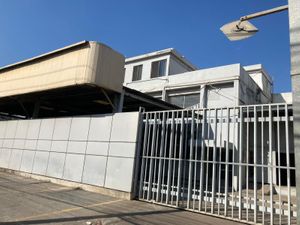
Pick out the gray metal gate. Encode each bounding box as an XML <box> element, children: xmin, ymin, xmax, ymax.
<box><xmin>137</xmin><ymin>104</ymin><xmax>296</xmax><ymax>225</ymax></box>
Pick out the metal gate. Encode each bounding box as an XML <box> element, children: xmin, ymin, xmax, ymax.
<box><xmin>137</xmin><ymin>104</ymin><xmax>296</xmax><ymax>225</ymax></box>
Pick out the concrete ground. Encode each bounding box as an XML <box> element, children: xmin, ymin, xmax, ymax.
<box><xmin>0</xmin><ymin>171</ymin><xmax>244</xmax><ymax>225</ymax></box>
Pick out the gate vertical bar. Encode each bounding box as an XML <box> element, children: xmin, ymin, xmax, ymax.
<box><xmin>238</xmin><ymin>106</ymin><xmax>243</xmax><ymax>220</ymax></box>
<box><xmin>261</xmin><ymin>105</ymin><xmax>265</xmax><ymax>223</ymax></box>
<box><xmin>187</xmin><ymin>110</ymin><xmax>195</xmax><ymax>208</ymax></box>
<box><xmin>139</xmin><ymin>112</ymin><xmax>148</xmax><ymax>199</ymax></box>
<box><xmin>193</xmin><ymin>109</ymin><xmax>200</xmax><ymax>210</ymax></box>
<box><xmin>166</xmin><ymin>111</ymin><xmax>175</xmax><ymax>204</ymax></box>
<box><xmin>224</xmin><ymin>107</ymin><xmax>230</xmax><ymax>217</ymax></box>
<box><xmin>153</xmin><ymin>112</ymin><xmax>161</xmax><ymax>200</ymax></box>
<box><xmin>161</xmin><ymin>112</ymin><xmax>170</xmax><ymax>203</ymax></box>
<box><xmin>231</xmin><ymin>107</ymin><xmax>237</xmax><ymax>218</ymax></box>
<box><xmin>176</xmin><ymin>110</ymin><xmax>184</xmax><ymax>207</ymax></box>
<box><xmin>211</xmin><ymin>109</ymin><xmax>218</xmax><ymax>214</ymax></box>
<box><xmin>217</xmin><ymin>108</ymin><xmax>224</xmax><ymax>215</ymax></box>
<box><xmin>171</xmin><ymin>111</ymin><xmax>179</xmax><ymax>206</ymax></box>
<box><xmin>147</xmin><ymin>113</ymin><xmax>157</xmax><ymax>200</ymax></box>
<box><xmin>269</xmin><ymin>104</ymin><xmax>274</xmax><ymax>225</ymax></box>
<box><xmin>277</xmin><ymin>105</ymin><xmax>282</xmax><ymax>224</ymax></box>
<box><xmin>204</xmin><ymin>109</ymin><xmax>211</xmax><ymax>212</ymax></box>
<box><xmin>199</xmin><ymin>109</ymin><xmax>206</xmax><ymax>211</ymax></box>
<box><xmin>156</xmin><ymin>112</ymin><xmax>166</xmax><ymax>202</ymax></box>
<box><xmin>246</xmin><ymin>106</ymin><xmax>250</xmax><ymax>221</ymax></box>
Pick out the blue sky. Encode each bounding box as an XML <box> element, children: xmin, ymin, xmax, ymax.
<box><xmin>0</xmin><ymin>0</ymin><xmax>290</xmax><ymax>93</ymax></box>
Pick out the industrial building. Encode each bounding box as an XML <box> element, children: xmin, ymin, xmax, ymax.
<box><xmin>0</xmin><ymin>41</ymin><xmax>296</xmax><ymax>225</ymax></box>
<box><xmin>124</xmin><ymin>49</ymin><xmax>292</xmax><ymax>108</ymax></box>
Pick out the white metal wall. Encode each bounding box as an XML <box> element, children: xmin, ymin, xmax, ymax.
<box><xmin>138</xmin><ymin>104</ymin><xmax>295</xmax><ymax>225</ymax></box>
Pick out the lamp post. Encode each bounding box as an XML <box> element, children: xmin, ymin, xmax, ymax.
<box><xmin>221</xmin><ymin>1</ymin><xmax>300</xmax><ymax>224</ymax></box>
<box><xmin>288</xmin><ymin>1</ymin><xmax>300</xmax><ymax>224</ymax></box>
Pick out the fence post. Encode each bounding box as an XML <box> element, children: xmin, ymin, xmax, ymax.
<box><xmin>131</xmin><ymin>107</ymin><xmax>145</xmax><ymax>199</ymax></box>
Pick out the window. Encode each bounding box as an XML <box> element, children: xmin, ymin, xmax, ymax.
<box><xmin>167</xmin><ymin>87</ymin><xmax>201</xmax><ymax>108</ymax></box>
<box><xmin>168</xmin><ymin>93</ymin><xmax>200</xmax><ymax>108</ymax></box>
<box><xmin>151</xmin><ymin>59</ymin><xmax>167</xmax><ymax>78</ymax></box>
<box><xmin>132</xmin><ymin>65</ymin><xmax>143</xmax><ymax>81</ymax></box>
<box><xmin>147</xmin><ymin>91</ymin><xmax>163</xmax><ymax>100</ymax></box>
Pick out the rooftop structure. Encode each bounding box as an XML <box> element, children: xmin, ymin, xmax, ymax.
<box><xmin>0</xmin><ymin>41</ymin><xmax>178</xmax><ymax>119</ymax></box>
<box><xmin>124</xmin><ymin>48</ymin><xmax>197</xmax><ymax>84</ymax></box>
<box><xmin>124</xmin><ymin>49</ymin><xmax>291</xmax><ymax>108</ymax></box>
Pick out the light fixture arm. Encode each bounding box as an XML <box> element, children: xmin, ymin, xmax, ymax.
<box><xmin>221</xmin><ymin>4</ymin><xmax>289</xmax><ymax>41</ymax></box>
<box><xmin>239</xmin><ymin>5</ymin><xmax>288</xmax><ymax>22</ymax></box>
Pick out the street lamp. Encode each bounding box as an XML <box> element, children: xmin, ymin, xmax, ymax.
<box><xmin>220</xmin><ymin>2</ymin><xmax>300</xmax><ymax>225</ymax></box>
<box><xmin>220</xmin><ymin>5</ymin><xmax>288</xmax><ymax>41</ymax></box>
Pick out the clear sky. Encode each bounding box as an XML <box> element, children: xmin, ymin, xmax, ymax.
<box><xmin>0</xmin><ymin>0</ymin><xmax>290</xmax><ymax>93</ymax></box>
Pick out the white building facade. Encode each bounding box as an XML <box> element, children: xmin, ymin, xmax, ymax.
<box><xmin>124</xmin><ymin>49</ymin><xmax>292</xmax><ymax>109</ymax></box>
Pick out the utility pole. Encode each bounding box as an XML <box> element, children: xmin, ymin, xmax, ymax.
<box><xmin>288</xmin><ymin>0</ymin><xmax>300</xmax><ymax>224</ymax></box>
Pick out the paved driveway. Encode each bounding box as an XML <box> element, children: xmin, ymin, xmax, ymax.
<box><xmin>0</xmin><ymin>171</ymin><xmax>244</xmax><ymax>225</ymax></box>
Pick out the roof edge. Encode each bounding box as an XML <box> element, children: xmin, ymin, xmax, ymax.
<box><xmin>125</xmin><ymin>48</ymin><xmax>198</xmax><ymax>71</ymax></box>
<box><xmin>0</xmin><ymin>40</ymin><xmax>89</xmax><ymax>73</ymax></box>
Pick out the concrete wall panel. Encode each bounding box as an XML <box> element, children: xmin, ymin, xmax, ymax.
<box><xmin>0</xmin><ymin>149</ymin><xmax>4</xmax><ymax>167</ymax></box>
<box><xmin>88</xmin><ymin>116</ymin><xmax>112</xmax><ymax>141</ymax></box>
<box><xmin>5</xmin><ymin>121</ymin><xmax>18</xmax><ymax>139</ymax></box>
<box><xmin>67</xmin><ymin>141</ymin><xmax>87</xmax><ymax>154</ymax></box>
<box><xmin>15</xmin><ymin>120</ymin><xmax>29</xmax><ymax>139</ymax></box>
<box><xmin>37</xmin><ymin>140</ymin><xmax>52</xmax><ymax>151</ymax></box>
<box><xmin>0</xmin><ymin>121</ymin><xmax>7</xmax><ymax>137</ymax></box>
<box><xmin>20</xmin><ymin>150</ymin><xmax>35</xmax><ymax>173</ymax></box>
<box><xmin>110</xmin><ymin>112</ymin><xmax>139</xmax><ymax>142</ymax></box>
<box><xmin>32</xmin><ymin>151</ymin><xmax>49</xmax><ymax>175</ymax></box>
<box><xmin>27</xmin><ymin>120</ymin><xmax>41</xmax><ymax>139</ymax></box>
<box><xmin>69</xmin><ymin>118</ymin><xmax>90</xmax><ymax>141</ymax></box>
<box><xmin>24</xmin><ymin>140</ymin><xmax>37</xmax><ymax>150</ymax></box>
<box><xmin>0</xmin><ymin>149</ymin><xmax>11</xmax><ymax>168</ymax></box>
<box><xmin>82</xmin><ymin>155</ymin><xmax>106</xmax><ymax>186</ymax></box>
<box><xmin>8</xmin><ymin>149</ymin><xmax>22</xmax><ymax>170</ymax></box>
<box><xmin>63</xmin><ymin>154</ymin><xmax>84</xmax><ymax>182</ymax></box>
<box><xmin>13</xmin><ymin>139</ymin><xmax>25</xmax><ymax>149</ymax></box>
<box><xmin>104</xmin><ymin>157</ymin><xmax>134</xmax><ymax>192</ymax></box>
<box><xmin>86</xmin><ymin>142</ymin><xmax>109</xmax><ymax>156</ymax></box>
<box><xmin>109</xmin><ymin>142</ymin><xmax>136</xmax><ymax>158</ymax></box>
<box><xmin>51</xmin><ymin>141</ymin><xmax>68</xmax><ymax>153</ymax></box>
<box><xmin>39</xmin><ymin>119</ymin><xmax>55</xmax><ymax>140</ymax></box>
<box><xmin>47</xmin><ymin>152</ymin><xmax>65</xmax><ymax>178</ymax></box>
<box><xmin>52</xmin><ymin>118</ymin><xmax>71</xmax><ymax>140</ymax></box>
<box><xmin>3</xmin><ymin>140</ymin><xmax>14</xmax><ymax>148</ymax></box>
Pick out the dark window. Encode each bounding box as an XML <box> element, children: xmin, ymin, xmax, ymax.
<box><xmin>168</xmin><ymin>93</ymin><xmax>200</xmax><ymax>108</ymax></box>
<box><xmin>132</xmin><ymin>65</ymin><xmax>143</xmax><ymax>81</ymax></box>
<box><xmin>151</xmin><ymin>60</ymin><xmax>167</xmax><ymax>78</ymax></box>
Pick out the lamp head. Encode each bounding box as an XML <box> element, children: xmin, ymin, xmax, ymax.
<box><xmin>220</xmin><ymin>20</ymin><xmax>258</xmax><ymax>41</ymax></box>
